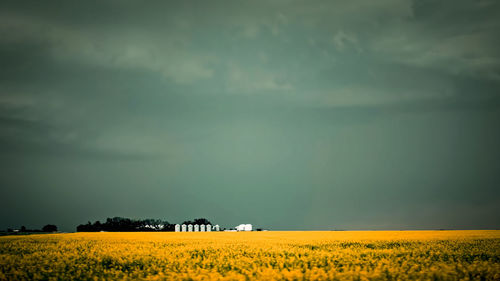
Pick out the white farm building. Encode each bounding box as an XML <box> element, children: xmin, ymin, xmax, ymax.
<box><xmin>235</xmin><ymin>224</ymin><xmax>252</xmax><ymax>231</ymax></box>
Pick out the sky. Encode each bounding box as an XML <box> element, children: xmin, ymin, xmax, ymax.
<box><xmin>1</xmin><ymin>0</ymin><xmax>499</xmax><ymax>232</ymax></box>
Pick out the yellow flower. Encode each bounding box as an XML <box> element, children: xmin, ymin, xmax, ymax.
<box><xmin>0</xmin><ymin>230</ymin><xmax>498</xmax><ymax>280</ymax></box>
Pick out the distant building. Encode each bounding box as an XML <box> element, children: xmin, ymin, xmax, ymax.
<box><xmin>200</xmin><ymin>224</ymin><xmax>206</xmax><ymax>232</ymax></box>
<box><xmin>236</xmin><ymin>224</ymin><xmax>252</xmax><ymax>231</ymax></box>
<box><xmin>145</xmin><ymin>224</ymin><xmax>164</xmax><ymax>230</ymax></box>
<box><xmin>175</xmin><ymin>224</ymin><xmax>180</xmax><ymax>232</ymax></box>
<box><xmin>214</xmin><ymin>224</ymin><xmax>220</xmax><ymax>231</ymax></box>
<box><xmin>206</xmin><ymin>224</ymin><xmax>211</xmax><ymax>232</ymax></box>
<box><xmin>188</xmin><ymin>224</ymin><xmax>193</xmax><ymax>232</ymax></box>
<box><xmin>194</xmin><ymin>224</ymin><xmax>200</xmax><ymax>232</ymax></box>
<box><xmin>181</xmin><ymin>224</ymin><xmax>187</xmax><ymax>232</ymax></box>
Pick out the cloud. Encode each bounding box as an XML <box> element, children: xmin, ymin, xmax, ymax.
<box><xmin>1</xmin><ymin>0</ymin><xmax>499</xmax><ymax>108</ymax></box>
<box><xmin>0</xmin><ymin>11</ymin><xmax>215</xmax><ymax>84</ymax></box>
<box><xmin>368</xmin><ymin>0</ymin><xmax>500</xmax><ymax>80</ymax></box>
<box><xmin>370</xmin><ymin>28</ymin><xmax>500</xmax><ymax>81</ymax></box>
<box><xmin>0</xmin><ymin>111</ymin><xmax>172</xmax><ymax>161</ymax></box>
<box><xmin>224</xmin><ymin>63</ymin><xmax>293</xmax><ymax>93</ymax></box>
<box><xmin>241</xmin><ymin>24</ymin><xmax>260</xmax><ymax>39</ymax></box>
<box><xmin>332</xmin><ymin>30</ymin><xmax>359</xmax><ymax>52</ymax></box>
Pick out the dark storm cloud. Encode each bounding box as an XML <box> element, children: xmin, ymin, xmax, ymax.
<box><xmin>1</xmin><ymin>0</ymin><xmax>499</xmax><ymax>231</ymax></box>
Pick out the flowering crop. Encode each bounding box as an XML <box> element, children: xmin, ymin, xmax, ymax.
<box><xmin>0</xmin><ymin>230</ymin><xmax>499</xmax><ymax>280</ymax></box>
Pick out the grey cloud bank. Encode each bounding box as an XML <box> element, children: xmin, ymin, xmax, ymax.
<box><xmin>0</xmin><ymin>0</ymin><xmax>499</xmax><ymax>231</ymax></box>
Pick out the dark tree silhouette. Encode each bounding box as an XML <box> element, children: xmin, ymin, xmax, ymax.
<box><xmin>182</xmin><ymin>218</ymin><xmax>212</xmax><ymax>225</ymax></box>
<box><xmin>194</xmin><ymin>218</ymin><xmax>212</xmax><ymax>225</ymax></box>
<box><xmin>77</xmin><ymin>217</ymin><xmax>172</xmax><ymax>232</ymax></box>
<box><xmin>76</xmin><ymin>217</ymin><xmax>216</xmax><ymax>232</ymax></box>
<box><xmin>42</xmin><ymin>224</ymin><xmax>58</xmax><ymax>232</ymax></box>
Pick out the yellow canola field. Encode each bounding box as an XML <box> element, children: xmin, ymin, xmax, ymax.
<box><xmin>0</xmin><ymin>230</ymin><xmax>499</xmax><ymax>280</ymax></box>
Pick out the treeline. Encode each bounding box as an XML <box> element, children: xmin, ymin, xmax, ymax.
<box><xmin>4</xmin><ymin>225</ymin><xmax>58</xmax><ymax>234</ymax></box>
<box><xmin>76</xmin><ymin>217</ymin><xmax>212</xmax><ymax>232</ymax></box>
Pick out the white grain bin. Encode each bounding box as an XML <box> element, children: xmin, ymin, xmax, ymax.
<box><xmin>194</xmin><ymin>224</ymin><xmax>200</xmax><ymax>232</ymax></box>
<box><xmin>181</xmin><ymin>224</ymin><xmax>187</xmax><ymax>232</ymax></box>
<box><xmin>175</xmin><ymin>224</ymin><xmax>180</xmax><ymax>232</ymax></box>
<box><xmin>200</xmin><ymin>224</ymin><xmax>206</xmax><ymax>232</ymax></box>
<box><xmin>214</xmin><ymin>224</ymin><xmax>220</xmax><ymax>231</ymax></box>
<box><xmin>206</xmin><ymin>224</ymin><xmax>211</xmax><ymax>232</ymax></box>
<box><xmin>188</xmin><ymin>224</ymin><xmax>193</xmax><ymax>232</ymax></box>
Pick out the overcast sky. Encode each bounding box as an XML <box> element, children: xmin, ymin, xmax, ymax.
<box><xmin>1</xmin><ymin>0</ymin><xmax>499</xmax><ymax>232</ymax></box>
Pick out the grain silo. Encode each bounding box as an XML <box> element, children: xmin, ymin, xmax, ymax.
<box><xmin>200</xmin><ymin>224</ymin><xmax>206</xmax><ymax>232</ymax></box>
<box><xmin>206</xmin><ymin>224</ymin><xmax>211</xmax><ymax>232</ymax></box>
<box><xmin>181</xmin><ymin>224</ymin><xmax>187</xmax><ymax>232</ymax></box>
<box><xmin>194</xmin><ymin>224</ymin><xmax>200</xmax><ymax>232</ymax></box>
<box><xmin>175</xmin><ymin>224</ymin><xmax>180</xmax><ymax>232</ymax></box>
<box><xmin>188</xmin><ymin>224</ymin><xmax>193</xmax><ymax>232</ymax></box>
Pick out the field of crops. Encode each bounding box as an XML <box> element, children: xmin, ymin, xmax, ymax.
<box><xmin>0</xmin><ymin>230</ymin><xmax>499</xmax><ymax>280</ymax></box>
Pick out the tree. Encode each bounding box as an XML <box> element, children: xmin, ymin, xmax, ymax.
<box><xmin>42</xmin><ymin>224</ymin><xmax>58</xmax><ymax>232</ymax></box>
<box><xmin>76</xmin><ymin>217</ymin><xmax>179</xmax><ymax>232</ymax></box>
<box><xmin>76</xmin><ymin>221</ymin><xmax>95</xmax><ymax>232</ymax></box>
<box><xmin>194</xmin><ymin>218</ymin><xmax>212</xmax><ymax>225</ymax></box>
<box><xmin>182</xmin><ymin>218</ymin><xmax>212</xmax><ymax>226</ymax></box>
